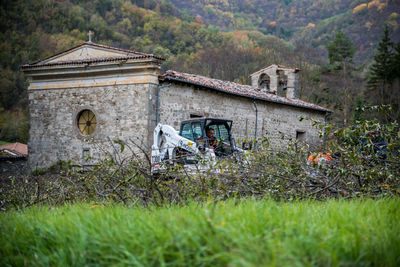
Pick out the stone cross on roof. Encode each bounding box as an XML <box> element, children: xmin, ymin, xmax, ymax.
<box><xmin>88</xmin><ymin>31</ymin><xmax>93</xmax><ymax>43</ymax></box>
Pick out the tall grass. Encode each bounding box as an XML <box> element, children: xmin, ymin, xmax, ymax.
<box><xmin>1</xmin><ymin>199</ymin><xmax>399</xmax><ymax>266</ymax></box>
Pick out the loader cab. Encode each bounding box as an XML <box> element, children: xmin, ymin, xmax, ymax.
<box><xmin>179</xmin><ymin>118</ymin><xmax>234</xmax><ymax>156</ymax></box>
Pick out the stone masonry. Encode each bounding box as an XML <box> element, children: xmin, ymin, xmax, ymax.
<box><xmin>158</xmin><ymin>80</ymin><xmax>326</xmax><ymax>149</ymax></box>
<box><xmin>22</xmin><ymin>42</ymin><xmax>164</xmax><ymax>169</ymax></box>
<box><xmin>28</xmin><ymin>84</ymin><xmax>155</xmax><ymax>169</ymax></box>
<box><xmin>22</xmin><ymin>42</ymin><xmax>330</xmax><ymax>169</ymax></box>
<box><xmin>250</xmin><ymin>64</ymin><xmax>299</xmax><ymax>99</ymax></box>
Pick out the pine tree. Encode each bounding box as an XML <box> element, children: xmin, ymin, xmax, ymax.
<box><xmin>367</xmin><ymin>26</ymin><xmax>394</xmax><ymax>104</ymax></box>
<box><xmin>393</xmin><ymin>41</ymin><xmax>400</xmax><ymax>80</ymax></box>
<box><xmin>367</xmin><ymin>25</ymin><xmax>400</xmax><ymax>122</ymax></box>
<box><xmin>326</xmin><ymin>31</ymin><xmax>356</xmax><ymax>67</ymax></box>
<box><xmin>391</xmin><ymin>41</ymin><xmax>400</xmax><ymax>121</ymax></box>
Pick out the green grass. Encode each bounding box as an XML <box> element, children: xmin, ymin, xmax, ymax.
<box><xmin>0</xmin><ymin>140</ymin><xmax>11</xmax><ymax>146</ymax></box>
<box><xmin>1</xmin><ymin>199</ymin><xmax>399</xmax><ymax>266</ymax></box>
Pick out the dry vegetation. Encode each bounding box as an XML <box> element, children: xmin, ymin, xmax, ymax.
<box><xmin>1</xmin><ymin>118</ymin><xmax>398</xmax><ymax>211</ymax></box>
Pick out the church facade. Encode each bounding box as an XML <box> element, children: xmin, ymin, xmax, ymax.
<box><xmin>22</xmin><ymin>42</ymin><xmax>330</xmax><ymax>169</ymax></box>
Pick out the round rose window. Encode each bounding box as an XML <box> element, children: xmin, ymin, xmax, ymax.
<box><xmin>77</xmin><ymin>109</ymin><xmax>97</xmax><ymax>136</ymax></box>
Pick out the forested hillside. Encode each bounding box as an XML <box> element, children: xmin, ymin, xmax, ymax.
<box><xmin>0</xmin><ymin>0</ymin><xmax>399</xmax><ymax>143</ymax></box>
<box><xmin>169</xmin><ymin>0</ymin><xmax>400</xmax><ymax>65</ymax></box>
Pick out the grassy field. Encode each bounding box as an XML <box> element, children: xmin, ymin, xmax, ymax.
<box><xmin>0</xmin><ymin>198</ymin><xmax>399</xmax><ymax>266</ymax></box>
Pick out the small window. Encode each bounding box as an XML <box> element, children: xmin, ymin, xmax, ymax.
<box><xmin>192</xmin><ymin>122</ymin><xmax>202</xmax><ymax>140</ymax></box>
<box><xmin>296</xmin><ymin>130</ymin><xmax>306</xmax><ymax>142</ymax></box>
<box><xmin>206</xmin><ymin>123</ymin><xmax>233</xmax><ymax>154</ymax></box>
<box><xmin>207</xmin><ymin>124</ymin><xmax>229</xmax><ymax>141</ymax></box>
<box><xmin>190</xmin><ymin>114</ymin><xmax>203</xmax><ymax>118</ymax></box>
<box><xmin>181</xmin><ymin>123</ymin><xmax>193</xmax><ymax>141</ymax></box>
<box><xmin>82</xmin><ymin>148</ymin><xmax>90</xmax><ymax>160</ymax></box>
<box><xmin>77</xmin><ymin>109</ymin><xmax>97</xmax><ymax>136</ymax></box>
<box><xmin>218</xmin><ymin>125</ymin><xmax>229</xmax><ymax>141</ymax></box>
<box><xmin>258</xmin><ymin>73</ymin><xmax>270</xmax><ymax>90</ymax></box>
<box><xmin>278</xmin><ymin>71</ymin><xmax>288</xmax><ymax>95</ymax></box>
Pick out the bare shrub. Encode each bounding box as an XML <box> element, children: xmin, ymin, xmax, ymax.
<box><xmin>1</xmin><ymin>119</ymin><xmax>399</xmax><ymax>211</ymax></box>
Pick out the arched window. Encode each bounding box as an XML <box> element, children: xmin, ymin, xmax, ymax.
<box><xmin>277</xmin><ymin>70</ymin><xmax>288</xmax><ymax>94</ymax></box>
<box><xmin>258</xmin><ymin>73</ymin><xmax>270</xmax><ymax>90</ymax></box>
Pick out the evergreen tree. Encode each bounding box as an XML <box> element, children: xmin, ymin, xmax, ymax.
<box><xmin>367</xmin><ymin>26</ymin><xmax>400</xmax><ymax>122</ymax></box>
<box><xmin>326</xmin><ymin>31</ymin><xmax>356</xmax><ymax>67</ymax></box>
<box><xmin>367</xmin><ymin>26</ymin><xmax>394</xmax><ymax>93</ymax></box>
<box><xmin>391</xmin><ymin>41</ymin><xmax>400</xmax><ymax>121</ymax></box>
<box><xmin>393</xmin><ymin>41</ymin><xmax>400</xmax><ymax>80</ymax></box>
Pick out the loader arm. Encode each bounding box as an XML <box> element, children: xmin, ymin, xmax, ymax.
<box><xmin>151</xmin><ymin>123</ymin><xmax>200</xmax><ymax>172</ymax></box>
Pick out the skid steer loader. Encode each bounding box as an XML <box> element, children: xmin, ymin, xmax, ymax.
<box><xmin>151</xmin><ymin>118</ymin><xmax>239</xmax><ymax>173</ymax></box>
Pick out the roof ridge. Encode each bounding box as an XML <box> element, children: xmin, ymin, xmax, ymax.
<box><xmin>165</xmin><ymin>70</ymin><xmax>255</xmax><ymax>88</ymax></box>
<box><xmin>249</xmin><ymin>64</ymin><xmax>300</xmax><ymax>76</ymax></box>
<box><xmin>84</xmin><ymin>42</ymin><xmax>149</xmax><ymax>56</ymax></box>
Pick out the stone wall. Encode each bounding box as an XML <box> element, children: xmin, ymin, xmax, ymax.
<box><xmin>158</xmin><ymin>83</ymin><xmax>326</xmax><ymax>148</ymax></box>
<box><xmin>28</xmin><ymin>83</ymin><xmax>154</xmax><ymax>169</ymax></box>
<box><xmin>27</xmin><ymin>76</ymin><xmax>326</xmax><ymax>170</ymax></box>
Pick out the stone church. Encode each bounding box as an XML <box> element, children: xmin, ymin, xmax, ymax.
<box><xmin>22</xmin><ymin>42</ymin><xmax>330</xmax><ymax>169</ymax></box>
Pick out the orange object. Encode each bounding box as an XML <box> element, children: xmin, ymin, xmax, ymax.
<box><xmin>308</xmin><ymin>153</ymin><xmax>332</xmax><ymax>166</ymax></box>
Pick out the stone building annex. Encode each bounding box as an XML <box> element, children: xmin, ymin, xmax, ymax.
<box><xmin>22</xmin><ymin>42</ymin><xmax>331</xmax><ymax>169</ymax></box>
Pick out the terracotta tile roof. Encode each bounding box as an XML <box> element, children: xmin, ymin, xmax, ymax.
<box><xmin>21</xmin><ymin>55</ymin><xmax>163</xmax><ymax>69</ymax></box>
<box><xmin>21</xmin><ymin>42</ymin><xmax>165</xmax><ymax>69</ymax></box>
<box><xmin>0</xmin><ymin>142</ymin><xmax>28</xmax><ymax>157</ymax></box>
<box><xmin>161</xmin><ymin>70</ymin><xmax>331</xmax><ymax>113</ymax></box>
